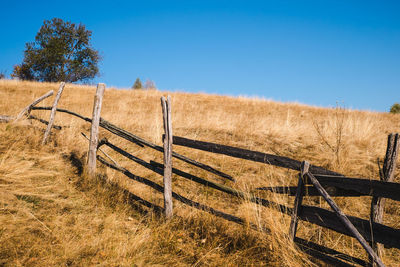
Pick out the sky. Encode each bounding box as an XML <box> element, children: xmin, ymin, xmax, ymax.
<box><xmin>1</xmin><ymin>0</ymin><xmax>399</xmax><ymax>112</ymax></box>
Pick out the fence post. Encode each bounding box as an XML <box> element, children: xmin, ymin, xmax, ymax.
<box><xmin>289</xmin><ymin>161</ymin><xmax>309</xmax><ymax>240</ymax></box>
<box><xmin>369</xmin><ymin>133</ymin><xmax>399</xmax><ymax>265</ymax></box>
<box><xmin>42</xmin><ymin>82</ymin><xmax>65</xmax><ymax>144</ymax></box>
<box><xmin>161</xmin><ymin>96</ymin><xmax>173</xmax><ymax>218</ymax></box>
<box><xmin>87</xmin><ymin>83</ymin><xmax>106</xmax><ymax>178</ymax></box>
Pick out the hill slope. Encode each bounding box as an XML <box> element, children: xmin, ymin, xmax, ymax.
<box><xmin>0</xmin><ymin>80</ymin><xmax>399</xmax><ymax>266</ymax></box>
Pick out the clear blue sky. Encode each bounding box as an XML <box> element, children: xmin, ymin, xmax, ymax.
<box><xmin>1</xmin><ymin>1</ymin><xmax>399</xmax><ymax>112</ymax></box>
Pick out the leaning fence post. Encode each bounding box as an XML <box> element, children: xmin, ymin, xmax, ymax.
<box><xmin>87</xmin><ymin>83</ymin><xmax>106</xmax><ymax>178</ymax></box>
<box><xmin>161</xmin><ymin>95</ymin><xmax>173</xmax><ymax>218</ymax></box>
<box><xmin>305</xmin><ymin>168</ymin><xmax>386</xmax><ymax>267</ymax></box>
<box><xmin>42</xmin><ymin>82</ymin><xmax>65</xmax><ymax>144</ymax></box>
<box><xmin>289</xmin><ymin>161</ymin><xmax>309</xmax><ymax>240</ymax></box>
<box><xmin>369</xmin><ymin>133</ymin><xmax>399</xmax><ymax>265</ymax></box>
<box><xmin>15</xmin><ymin>90</ymin><xmax>54</xmax><ymax>121</ymax></box>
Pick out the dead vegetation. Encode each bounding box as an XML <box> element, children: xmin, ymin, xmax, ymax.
<box><xmin>0</xmin><ymin>80</ymin><xmax>399</xmax><ymax>266</ymax></box>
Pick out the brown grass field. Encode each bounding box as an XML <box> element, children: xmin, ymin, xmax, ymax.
<box><xmin>0</xmin><ymin>80</ymin><xmax>399</xmax><ymax>266</ymax></box>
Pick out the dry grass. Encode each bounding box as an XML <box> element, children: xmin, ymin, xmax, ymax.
<box><xmin>0</xmin><ymin>79</ymin><xmax>399</xmax><ymax>266</ymax></box>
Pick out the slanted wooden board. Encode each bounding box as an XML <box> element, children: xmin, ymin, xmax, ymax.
<box><xmin>311</xmin><ymin>174</ymin><xmax>400</xmax><ymax>201</ymax></box>
<box><xmin>295</xmin><ymin>237</ymin><xmax>367</xmax><ymax>267</ymax></box>
<box><xmin>257</xmin><ymin>185</ymin><xmax>364</xmax><ymax>197</ymax></box>
<box><xmin>100</xmin><ymin>138</ymin><xmax>400</xmax><ymax>251</ymax></box>
<box><xmin>100</xmin><ymin>140</ymin><xmax>400</xmax><ymax>254</ymax></box>
<box><xmin>99</xmin><ymin>138</ymin><xmax>276</xmax><ymax>211</ymax></box>
<box><xmin>15</xmin><ymin>90</ymin><xmax>54</xmax><ymax>120</ymax></box>
<box><xmin>172</xmin><ymin>135</ymin><xmax>341</xmax><ymax>176</ymax></box>
<box><xmin>96</xmin><ymin>155</ymin><xmax>245</xmax><ymax>225</ymax></box>
<box><xmin>300</xmin><ymin>205</ymin><xmax>400</xmax><ymax>250</ymax></box>
<box><xmin>42</xmin><ymin>82</ymin><xmax>65</xmax><ymax>144</ymax></box>
<box><xmin>305</xmin><ymin>170</ymin><xmax>385</xmax><ymax>267</ymax></box>
<box><xmin>31</xmin><ymin>106</ymin><xmax>234</xmax><ymax>181</ymax></box>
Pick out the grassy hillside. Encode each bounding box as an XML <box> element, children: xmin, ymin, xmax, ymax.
<box><xmin>0</xmin><ymin>80</ymin><xmax>399</xmax><ymax>266</ymax></box>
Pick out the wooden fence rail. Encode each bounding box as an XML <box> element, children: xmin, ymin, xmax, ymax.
<box><xmin>300</xmin><ymin>205</ymin><xmax>400</xmax><ymax>249</ymax></box>
<box><xmin>98</xmin><ymin>138</ymin><xmax>289</xmax><ymax>213</ymax></box>
<box><xmin>31</xmin><ymin>106</ymin><xmax>234</xmax><ymax>181</ymax></box>
<box><xmin>96</xmin><ymin>155</ymin><xmax>247</xmax><ymax>226</ymax></box>
<box><xmin>310</xmin><ymin>174</ymin><xmax>400</xmax><ymax>201</ymax></box>
<box><xmin>97</xmin><ymin>138</ymin><xmax>400</xmax><ymax>250</ymax></box>
<box><xmin>97</xmin><ymin>137</ymin><xmax>400</xmax><ymax>265</ymax></box>
<box><xmin>172</xmin><ymin>135</ymin><xmax>342</xmax><ymax>176</ymax></box>
<box><xmin>305</xmin><ymin>166</ymin><xmax>384</xmax><ymax>267</ymax></box>
<box><xmin>11</xmin><ymin>91</ymin><xmax>398</xmax><ymax>266</ymax></box>
<box><xmin>294</xmin><ymin>237</ymin><xmax>368</xmax><ymax>267</ymax></box>
<box><xmin>257</xmin><ymin>185</ymin><xmax>366</xmax><ymax>197</ymax></box>
<box><xmin>258</xmin><ymin>175</ymin><xmax>400</xmax><ymax>200</ymax></box>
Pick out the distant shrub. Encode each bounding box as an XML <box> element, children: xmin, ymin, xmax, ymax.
<box><xmin>0</xmin><ymin>71</ymin><xmax>5</xmax><ymax>79</ymax></box>
<box><xmin>132</xmin><ymin>78</ymin><xmax>142</xmax><ymax>89</ymax></box>
<box><xmin>390</xmin><ymin>103</ymin><xmax>400</xmax><ymax>114</ymax></box>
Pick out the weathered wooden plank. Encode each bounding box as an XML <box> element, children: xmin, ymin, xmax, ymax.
<box><xmin>300</xmin><ymin>205</ymin><xmax>400</xmax><ymax>250</ymax></box>
<box><xmin>80</xmin><ymin>136</ymin><xmax>163</xmax><ymax>214</ymax></box>
<box><xmin>32</xmin><ymin>107</ymin><xmax>91</xmax><ymax>121</ymax></box>
<box><xmin>172</xmin><ymin>135</ymin><xmax>342</xmax><ymax>176</ymax></box>
<box><xmin>256</xmin><ymin>186</ymin><xmax>364</xmax><ymax>197</ymax></box>
<box><xmin>289</xmin><ymin>161</ymin><xmax>309</xmax><ymax>240</ymax></box>
<box><xmin>161</xmin><ymin>96</ymin><xmax>173</xmax><ymax>218</ymax></box>
<box><xmin>295</xmin><ymin>237</ymin><xmax>367</xmax><ymax>266</ymax></box>
<box><xmin>311</xmin><ymin>175</ymin><xmax>400</xmax><ymax>202</ymax></box>
<box><xmin>98</xmin><ymin>139</ymin><xmax>400</xmax><ymax>250</ymax></box>
<box><xmin>370</xmin><ymin>133</ymin><xmax>399</xmax><ymax>265</ymax></box>
<box><xmin>305</xmin><ymin>169</ymin><xmax>385</xmax><ymax>267</ymax></box>
<box><xmin>31</xmin><ymin>106</ymin><xmax>234</xmax><ymax>181</ymax></box>
<box><xmin>99</xmin><ymin>138</ymin><xmax>279</xmax><ymax>211</ymax></box>
<box><xmin>87</xmin><ymin>83</ymin><xmax>105</xmax><ymax>178</ymax></box>
<box><xmin>296</xmin><ymin>244</ymin><xmax>355</xmax><ymax>267</ymax></box>
<box><xmin>99</xmin><ymin>119</ymin><xmax>234</xmax><ymax>180</ymax></box>
<box><xmin>99</xmin><ymin>138</ymin><xmax>164</xmax><ymax>174</ymax></box>
<box><xmin>96</xmin><ymin>141</ymin><xmax>400</xmax><ymax>257</ymax></box>
<box><xmin>42</xmin><ymin>82</ymin><xmax>65</xmax><ymax>144</ymax></box>
<box><xmin>15</xmin><ymin>90</ymin><xmax>54</xmax><ymax>120</ymax></box>
<box><xmin>149</xmin><ymin>160</ymin><xmax>244</xmax><ymax>196</ymax></box>
<box><xmin>96</xmin><ymin>155</ymin><xmax>245</xmax><ymax>225</ymax></box>
<box><xmin>148</xmin><ymin>161</ymin><xmax>290</xmax><ymax>217</ymax></box>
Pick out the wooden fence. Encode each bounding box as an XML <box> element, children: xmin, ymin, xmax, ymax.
<box><xmin>4</xmin><ymin>82</ymin><xmax>400</xmax><ymax>267</ymax></box>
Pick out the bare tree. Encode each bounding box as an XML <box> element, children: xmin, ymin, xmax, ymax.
<box><xmin>145</xmin><ymin>79</ymin><xmax>157</xmax><ymax>90</ymax></box>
